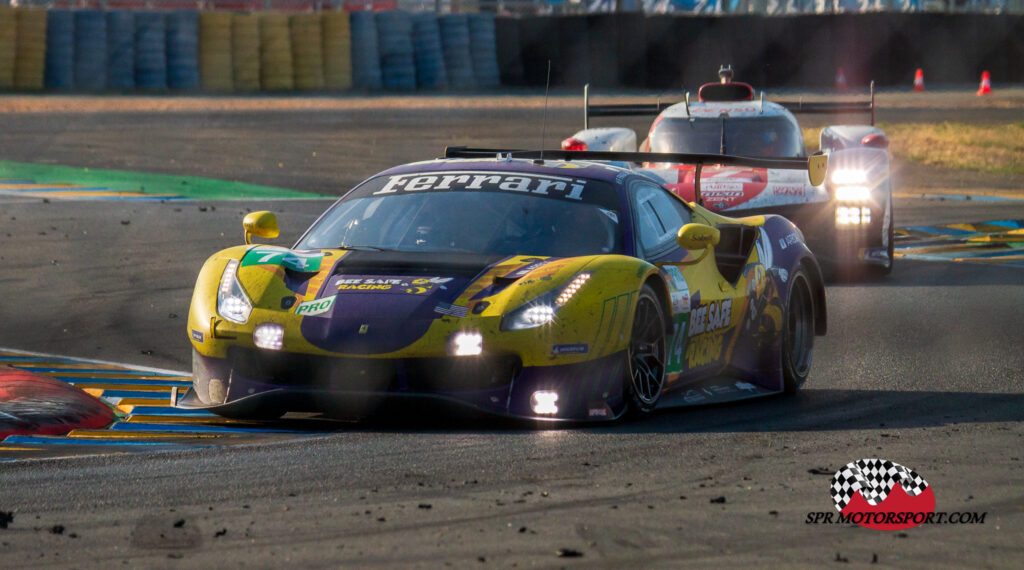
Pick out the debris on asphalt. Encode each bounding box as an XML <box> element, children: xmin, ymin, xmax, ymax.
<box><xmin>0</xmin><ymin>511</ymin><xmax>13</xmax><ymax>529</ymax></box>
<box><xmin>808</xmin><ymin>467</ymin><xmax>833</xmax><ymax>475</ymax></box>
<box><xmin>835</xmin><ymin>552</ymin><xmax>849</xmax><ymax>563</ymax></box>
<box><xmin>556</xmin><ymin>548</ymin><xmax>583</xmax><ymax>558</ymax></box>
<box><xmin>710</xmin><ymin>496</ymin><xmax>726</xmax><ymax>504</ymax></box>
<box><xmin>418</xmin><ymin>504</ymin><xmax>432</xmax><ymax>509</ymax></box>
<box><xmin>120</xmin><ymin>220</ymin><xmax>130</xmax><ymax>225</ymax></box>
<box><xmin>215</xmin><ymin>529</ymin><xmax>227</xmax><ymax>538</ymax></box>
<box><xmin>173</xmin><ymin>519</ymin><xmax>185</xmax><ymax>528</ymax></box>
<box><xmin>50</xmin><ymin>525</ymin><xmax>65</xmax><ymax>535</ymax></box>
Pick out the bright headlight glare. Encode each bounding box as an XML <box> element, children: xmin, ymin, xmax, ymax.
<box><xmin>217</xmin><ymin>259</ymin><xmax>252</xmax><ymax>324</ymax></box>
<box><xmin>253</xmin><ymin>323</ymin><xmax>284</xmax><ymax>350</ymax></box>
<box><xmin>530</xmin><ymin>391</ymin><xmax>559</xmax><ymax>415</ymax></box>
<box><xmin>836</xmin><ymin>206</ymin><xmax>871</xmax><ymax>226</ymax></box>
<box><xmin>502</xmin><ymin>272</ymin><xmax>592</xmax><ymax>331</ymax></box>
<box><xmin>556</xmin><ymin>273</ymin><xmax>591</xmax><ymax>306</ymax></box>
<box><xmin>831</xmin><ymin>169</ymin><xmax>867</xmax><ymax>185</ymax></box>
<box><xmin>451</xmin><ymin>331</ymin><xmax>483</xmax><ymax>356</ymax></box>
<box><xmin>835</xmin><ymin>185</ymin><xmax>872</xmax><ymax>202</ymax></box>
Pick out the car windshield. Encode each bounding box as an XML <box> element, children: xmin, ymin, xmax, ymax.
<box><xmin>648</xmin><ymin>116</ymin><xmax>805</xmax><ymax>158</ymax></box>
<box><xmin>296</xmin><ymin>170</ymin><xmax>625</xmax><ymax>257</ymax></box>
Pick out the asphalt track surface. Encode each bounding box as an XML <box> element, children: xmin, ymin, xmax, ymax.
<box><xmin>1</xmin><ymin>92</ymin><xmax>1023</xmax><ymax>567</ymax></box>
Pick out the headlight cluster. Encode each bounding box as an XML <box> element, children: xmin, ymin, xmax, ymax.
<box><xmin>831</xmin><ymin>169</ymin><xmax>872</xmax><ymax>203</ymax></box>
<box><xmin>502</xmin><ymin>272</ymin><xmax>591</xmax><ymax>331</ymax></box>
<box><xmin>217</xmin><ymin>259</ymin><xmax>252</xmax><ymax>324</ymax></box>
<box><xmin>836</xmin><ymin>206</ymin><xmax>871</xmax><ymax>226</ymax></box>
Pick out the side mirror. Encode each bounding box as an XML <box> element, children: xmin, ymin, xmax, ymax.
<box><xmin>677</xmin><ymin>223</ymin><xmax>720</xmax><ymax>250</ymax></box>
<box><xmin>808</xmin><ymin>152</ymin><xmax>828</xmax><ymax>187</ymax></box>
<box><xmin>243</xmin><ymin>211</ymin><xmax>279</xmax><ymax>244</ymax></box>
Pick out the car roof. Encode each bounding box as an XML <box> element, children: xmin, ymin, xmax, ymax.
<box><xmin>377</xmin><ymin>157</ymin><xmax>633</xmax><ymax>186</ymax></box>
<box><xmin>659</xmin><ymin>100</ymin><xmax>797</xmax><ymax>122</ymax></box>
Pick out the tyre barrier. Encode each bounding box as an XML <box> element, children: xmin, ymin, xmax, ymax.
<box><xmin>74</xmin><ymin>10</ymin><xmax>107</xmax><ymax>91</ymax></box>
<box><xmin>291</xmin><ymin>13</ymin><xmax>324</xmax><ymax>91</ymax></box>
<box><xmin>44</xmin><ymin>10</ymin><xmax>74</xmax><ymax>89</ymax></box>
<box><xmin>0</xmin><ymin>7</ymin><xmax>15</xmax><ymax>89</ymax></box>
<box><xmin>15</xmin><ymin>8</ymin><xmax>47</xmax><ymax>90</ymax></box>
<box><xmin>350</xmin><ymin>10</ymin><xmax>382</xmax><ymax>90</ymax></box>
<box><xmin>322</xmin><ymin>10</ymin><xmax>352</xmax><ymax>90</ymax></box>
<box><xmin>199</xmin><ymin>11</ymin><xmax>232</xmax><ymax>91</ymax></box>
<box><xmin>166</xmin><ymin>11</ymin><xmax>199</xmax><ymax>90</ymax></box>
<box><xmin>107</xmin><ymin>11</ymin><xmax>135</xmax><ymax>90</ymax></box>
<box><xmin>231</xmin><ymin>12</ymin><xmax>260</xmax><ymax>92</ymax></box>
<box><xmin>259</xmin><ymin>12</ymin><xmax>293</xmax><ymax>91</ymax></box>
<box><xmin>439</xmin><ymin>13</ymin><xmax>474</xmax><ymax>89</ymax></box>
<box><xmin>377</xmin><ymin>10</ymin><xmax>415</xmax><ymax>91</ymax></box>
<box><xmin>411</xmin><ymin>12</ymin><xmax>447</xmax><ymax>90</ymax></box>
<box><xmin>134</xmin><ymin>11</ymin><xmax>166</xmax><ymax>90</ymax></box>
<box><xmin>468</xmin><ymin>12</ymin><xmax>499</xmax><ymax>88</ymax></box>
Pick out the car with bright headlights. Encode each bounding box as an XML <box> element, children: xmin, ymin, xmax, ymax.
<box><xmin>179</xmin><ymin>146</ymin><xmax>828</xmax><ymax>421</ymax></box>
<box><xmin>563</xmin><ymin>66</ymin><xmax>894</xmax><ymax>277</ymax></box>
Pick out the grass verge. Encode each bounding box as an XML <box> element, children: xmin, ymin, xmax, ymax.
<box><xmin>803</xmin><ymin>122</ymin><xmax>1024</xmax><ymax>176</ymax></box>
<box><xmin>0</xmin><ymin>160</ymin><xmax>332</xmax><ymax>200</ymax></box>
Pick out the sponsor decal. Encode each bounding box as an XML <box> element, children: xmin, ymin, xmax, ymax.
<box><xmin>702</xmin><ymin>181</ymin><xmax>745</xmax><ymax>197</ymax></box>
<box><xmin>552</xmin><ymin>343</ymin><xmax>589</xmax><ymax>356</ymax></box>
<box><xmin>806</xmin><ymin>458</ymin><xmax>987</xmax><ymax>530</ymax></box>
<box><xmin>190</xmin><ymin>329</ymin><xmax>204</xmax><ymax>343</ymax></box>
<box><xmin>772</xmin><ymin>185</ymin><xmax>806</xmax><ymax>197</ymax></box>
<box><xmin>682</xmin><ymin>389</ymin><xmax>707</xmax><ymax>404</ymax></box>
<box><xmin>685</xmin><ymin>299</ymin><xmax>732</xmax><ymax>368</ymax></box>
<box><xmin>373</xmin><ymin>171</ymin><xmax>589</xmax><ymax>201</ymax></box>
<box><xmin>666</xmin><ymin>315</ymin><xmax>689</xmax><ymax>374</ymax></box>
<box><xmin>434</xmin><ymin>302</ymin><xmax>469</xmax><ymax>318</ymax></box>
<box><xmin>242</xmin><ymin>247</ymin><xmax>323</xmax><ymax>272</ymax></box>
<box><xmin>734</xmin><ymin>381</ymin><xmax>758</xmax><ymax>392</ymax></box>
<box><xmin>778</xmin><ymin>233</ymin><xmax>800</xmax><ymax>250</ymax></box>
<box><xmin>600</xmin><ymin>208</ymin><xmax>619</xmax><ymax>224</ymax></box>
<box><xmin>295</xmin><ymin>294</ymin><xmax>336</xmax><ymax>317</ymax></box>
<box><xmin>334</xmin><ymin>276</ymin><xmax>453</xmax><ymax>295</ymax></box>
<box><xmin>587</xmin><ymin>403</ymin><xmax>610</xmax><ymax>417</ymax></box>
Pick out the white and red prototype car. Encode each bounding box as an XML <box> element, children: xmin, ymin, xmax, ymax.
<box><xmin>563</xmin><ymin>67</ymin><xmax>893</xmax><ymax>277</ymax></box>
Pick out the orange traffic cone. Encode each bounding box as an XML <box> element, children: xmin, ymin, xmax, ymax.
<box><xmin>977</xmin><ymin>71</ymin><xmax>991</xmax><ymax>96</ymax></box>
<box><xmin>913</xmin><ymin>68</ymin><xmax>925</xmax><ymax>92</ymax></box>
<box><xmin>835</xmin><ymin>67</ymin><xmax>848</xmax><ymax>92</ymax></box>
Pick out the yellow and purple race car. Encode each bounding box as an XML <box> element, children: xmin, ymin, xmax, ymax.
<box><xmin>179</xmin><ymin>147</ymin><xmax>828</xmax><ymax>422</ymax></box>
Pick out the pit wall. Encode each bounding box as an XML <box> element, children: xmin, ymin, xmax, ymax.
<box><xmin>0</xmin><ymin>7</ymin><xmax>499</xmax><ymax>92</ymax></box>
<box><xmin>497</xmin><ymin>13</ymin><xmax>1024</xmax><ymax>89</ymax></box>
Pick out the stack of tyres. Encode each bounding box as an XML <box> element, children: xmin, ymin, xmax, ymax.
<box><xmin>15</xmin><ymin>8</ymin><xmax>47</xmax><ymax>90</ymax></box>
<box><xmin>166</xmin><ymin>11</ymin><xmax>199</xmax><ymax>90</ymax></box>
<box><xmin>199</xmin><ymin>11</ymin><xmax>232</xmax><ymax>91</ymax></box>
<box><xmin>259</xmin><ymin>13</ymin><xmax>293</xmax><ymax>91</ymax></box>
<box><xmin>467</xmin><ymin>13</ymin><xmax>499</xmax><ymax>88</ymax></box>
<box><xmin>107</xmin><ymin>11</ymin><xmax>135</xmax><ymax>90</ymax></box>
<box><xmin>322</xmin><ymin>11</ymin><xmax>351</xmax><ymax>90</ymax></box>
<box><xmin>231</xmin><ymin>13</ymin><xmax>260</xmax><ymax>91</ymax></box>
<box><xmin>0</xmin><ymin>7</ymin><xmax>14</xmax><ymax>89</ymax></box>
<box><xmin>376</xmin><ymin>11</ymin><xmax>415</xmax><ymax>91</ymax></box>
<box><xmin>349</xmin><ymin>11</ymin><xmax>381</xmax><ymax>90</ymax></box>
<box><xmin>290</xmin><ymin>13</ymin><xmax>324</xmax><ymax>91</ymax></box>
<box><xmin>135</xmin><ymin>11</ymin><xmax>167</xmax><ymax>90</ymax></box>
<box><xmin>45</xmin><ymin>10</ymin><xmax>74</xmax><ymax>89</ymax></box>
<box><xmin>439</xmin><ymin>14</ymin><xmax>474</xmax><ymax>89</ymax></box>
<box><xmin>74</xmin><ymin>10</ymin><xmax>107</xmax><ymax>91</ymax></box>
<box><xmin>411</xmin><ymin>13</ymin><xmax>446</xmax><ymax>90</ymax></box>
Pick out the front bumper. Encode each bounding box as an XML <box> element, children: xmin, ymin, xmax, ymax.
<box><xmin>180</xmin><ymin>348</ymin><xmax>629</xmax><ymax>422</ymax></box>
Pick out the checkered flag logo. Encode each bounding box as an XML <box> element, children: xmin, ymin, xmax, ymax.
<box><xmin>830</xmin><ymin>458</ymin><xmax>930</xmax><ymax>512</ymax></box>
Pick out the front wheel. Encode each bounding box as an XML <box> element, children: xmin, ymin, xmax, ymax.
<box><xmin>625</xmin><ymin>285</ymin><xmax>668</xmax><ymax>414</ymax></box>
<box><xmin>782</xmin><ymin>269</ymin><xmax>815</xmax><ymax>394</ymax></box>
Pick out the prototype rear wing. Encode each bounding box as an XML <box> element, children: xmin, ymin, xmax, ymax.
<box><xmin>773</xmin><ymin>81</ymin><xmax>876</xmax><ymax>126</ymax></box>
<box><xmin>443</xmin><ymin>146</ymin><xmax>828</xmax><ymax>205</ymax></box>
<box><xmin>583</xmin><ymin>81</ymin><xmax>876</xmax><ymax>128</ymax></box>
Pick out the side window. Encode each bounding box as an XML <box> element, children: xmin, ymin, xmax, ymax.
<box><xmin>630</xmin><ymin>180</ymin><xmax>692</xmax><ymax>258</ymax></box>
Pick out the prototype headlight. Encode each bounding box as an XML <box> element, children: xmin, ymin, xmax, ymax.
<box><xmin>501</xmin><ymin>273</ymin><xmax>591</xmax><ymax>331</ymax></box>
<box><xmin>217</xmin><ymin>259</ymin><xmax>252</xmax><ymax>324</ymax></box>
<box><xmin>830</xmin><ymin>169</ymin><xmax>867</xmax><ymax>185</ymax></box>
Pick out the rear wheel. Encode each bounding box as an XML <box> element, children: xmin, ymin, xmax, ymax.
<box><xmin>625</xmin><ymin>285</ymin><xmax>667</xmax><ymax>414</ymax></box>
<box><xmin>782</xmin><ymin>269</ymin><xmax>815</xmax><ymax>394</ymax></box>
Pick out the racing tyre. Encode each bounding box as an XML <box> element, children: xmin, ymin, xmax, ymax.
<box><xmin>625</xmin><ymin>285</ymin><xmax>667</xmax><ymax>414</ymax></box>
<box><xmin>782</xmin><ymin>268</ymin><xmax>814</xmax><ymax>394</ymax></box>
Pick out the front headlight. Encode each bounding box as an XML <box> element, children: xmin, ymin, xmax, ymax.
<box><xmin>835</xmin><ymin>185</ymin><xmax>872</xmax><ymax>202</ymax></box>
<box><xmin>830</xmin><ymin>169</ymin><xmax>867</xmax><ymax>185</ymax></box>
<box><xmin>217</xmin><ymin>259</ymin><xmax>252</xmax><ymax>324</ymax></box>
<box><xmin>501</xmin><ymin>273</ymin><xmax>590</xmax><ymax>331</ymax></box>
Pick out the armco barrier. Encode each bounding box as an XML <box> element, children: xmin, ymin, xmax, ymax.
<box><xmin>14</xmin><ymin>8</ymin><xmax>47</xmax><ymax>90</ymax></box>
<box><xmin>291</xmin><ymin>13</ymin><xmax>324</xmax><ymax>91</ymax></box>
<box><xmin>44</xmin><ymin>10</ymin><xmax>74</xmax><ymax>89</ymax></box>
<box><xmin>166</xmin><ymin>11</ymin><xmax>200</xmax><ymax>90</ymax></box>
<box><xmin>322</xmin><ymin>10</ymin><xmax>352</xmax><ymax>90</ymax></box>
<box><xmin>412</xmin><ymin>13</ymin><xmax>447</xmax><ymax>90</ymax></box>
<box><xmin>231</xmin><ymin>12</ymin><xmax>260</xmax><ymax>91</ymax></box>
<box><xmin>350</xmin><ymin>10</ymin><xmax>382</xmax><ymax>89</ymax></box>
<box><xmin>377</xmin><ymin>10</ymin><xmax>416</xmax><ymax>91</ymax></box>
<box><xmin>74</xmin><ymin>10</ymin><xmax>107</xmax><ymax>91</ymax></box>
<box><xmin>134</xmin><ymin>11</ymin><xmax>167</xmax><ymax>90</ymax></box>
<box><xmin>199</xmin><ymin>11</ymin><xmax>232</xmax><ymax>91</ymax></box>
<box><xmin>107</xmin><ymin>11</ymin><xmax>136</xmax><ymax>90</ymax></box>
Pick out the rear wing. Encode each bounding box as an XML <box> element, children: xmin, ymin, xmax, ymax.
<box><xmin>443</xmin><ymin>146</ymin><xmax>828</xmax><ymax>206</ymax></box>
<box><xmin>774</xmin><ymin>81</ymin><xmax>876</xmax><ymax>126</ymax></box>
<box><xmin>583</xmin><ymin>81</ymin><xmax>876</xmax><ymax>128</ymax></box>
